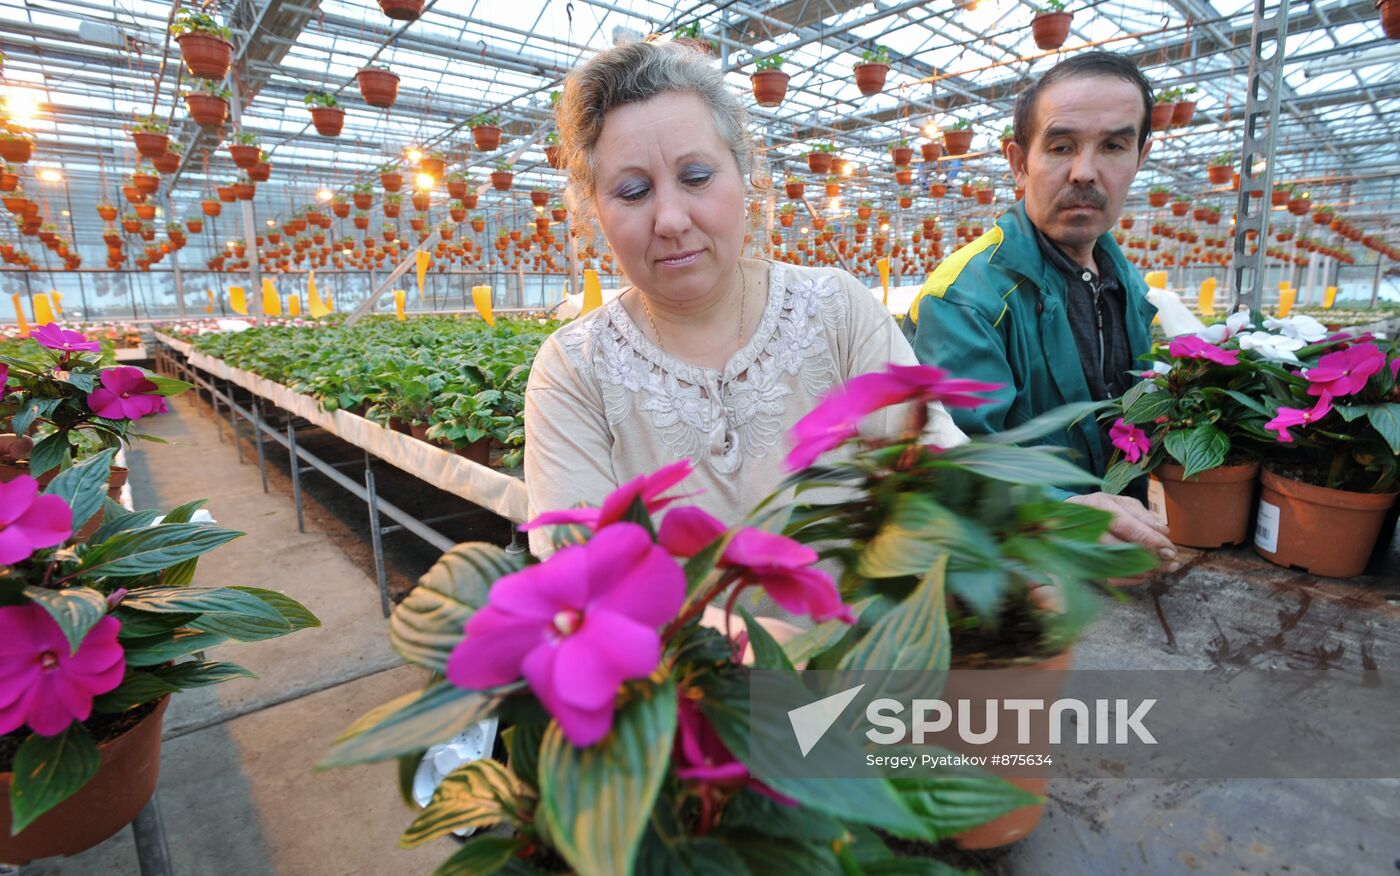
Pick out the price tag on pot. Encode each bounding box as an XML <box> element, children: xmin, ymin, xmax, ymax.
<box><xmin>1254</xmin><ymin>500</ymin><xmax>1280</xmax><ymax>554</ymax></box>
<box><xmin>1147</xmin><ymin>477</ymin><xmax>1168</xmax><ymax>526</ymax></box>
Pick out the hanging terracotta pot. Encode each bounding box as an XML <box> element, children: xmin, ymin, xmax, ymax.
<box><xmin>176</xmin><ymin>33</ymin><xmax>233</xmax><ymax>79</ymax></box>
<box><xmin>1150</xmin><ymin>462</ymin><xmax>1258</xmax><ymax>549</ymax></box>
<box><xmin>471</xmin><ymin>125</ymin><xmax>502</xmax><ymax>151</ymax></box>
<box><xmin>228</xmin><ymin>144</ymin><xmax>260</xmax><ymax>168</ymax></box>
<box><xmin>131</xmin><ymin>131</ymin><xmax>169</xmax><ymax>159</ymax></box>
<box><xmin>1031</xmin><ymin>10</ymin><xmax>1072</xmax><ymax>50</ymax></box>
<box><xmin>1381</xmin><ymin>0</ymin><xmax>1400</xmax><ymax>38</ymax></box>
<box><xmin>0</xmin><ymin>139</ymin><xmax>33</xmax><ymax>164</ymax></box>
<box><xmin>356</xmin><ymin>68</ymin><xmax>400</xmax><ymax>109</ymax></box>
<box><xmin>309</xmin><ymin>106</ymin><xmax>345</xmax><ymax>137</ymax></box>
<box><xmin>1171</xmin><ymin>100</ymin><xmax>1196</xmax><ymax>126</ymax></box>
<box><xmin>942</xmin><ymin>129</ymin><xmax>973</xmax><ymax>155</ymax></box>
<box><xmin>1150</xmin><ymin>102</ymin><xmax>1175</xmax><ymax>131</ymax></box>
<box><xmin>1254</xmin><ymin>469</ymin><xmax>1398</xmax><ymax>578</ymax></box>
<box><xmin>0</xmin><ymin>698</ymin><xmax>169</xmax><ymax>864</ymax></box>
<box><xmin>490</xmin><ymin>171</ymin><xmax>513</xmax><ymax>191</ymax></box>
<box><xmin>852</xmin><ymin>62</ymin><xmax>888</xmax><ymax>96</ymax></box>
<box><xmin>376</xmin><ymin>0</ymin><xmax>424</xmax><ymax>20</ymax></box>
<box><xmin>184</xmin><ymin>93</ymin><xmax>228</xmax><ymax>127</ymax></box>
<box><xmin>750</xmin><ymin>70</ymin><xmax>790</xmax><ymax>107</ymax></box>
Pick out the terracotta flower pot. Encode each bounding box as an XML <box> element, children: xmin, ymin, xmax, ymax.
<box><xmin>1150</xmin><ymin>462</ymin><xmax>1258</xmax><ymax>549</ymax></box>
<box><xmin>1171</xmin><ymin>100</ymin><xmax>1196</xmax><ymax>126</ymax></box>
<box><xmin>131</xmin><ymin>132</ymin><xmax>169</xmax><ymax>159</ymax></box>
<box><xmin>1381</xmin><ymin>0</ymin><xmax>1400</xmax><ymax>39</ymax></box>
<box><xmin>1150</xmin><ymin>103</ymin><xmax>1175</xmax><ymax>131</ymax></box>
<box><xmin>471</xmin><ymin>125</ymin><xmax>502</xmax><ymax>151</ymax></box>
<box><xmin>310</xmin><ymin>106</ymin><xmax>345</xmax><ymax>137</ymax></box>
<box><xmin>377</xmin><ymin>0</ymin><xmax>424</xmax><ymax>19</ymax></box>
<box><xmin>1254</xmin><ymin>469</ymin><xmax>1398</xmax><ymax>578</ymax></box>
<box><xmin>0</xmin><ymin>698</ymin><xmax>169</xmax><ymax>864</ymax></box>
<box><xmin>949</xmin><ymin>648</ymin><xmax>1072</xmax><ymax>849</ymax></box>
<box><xmin>750</xmin><ymin>70</ymin><xmax>790</xmax><ymax>107</ymax></box>
<box><xmin>183</xmin><ymin>93</ymin><xmax>228</xmax><ymax>128</ymax></box>
<box><xmin>228</xmin><ymin>144</ymin><xmax>260</xmax><ymax>168</ymax></box>
<box><xmin>853</xmin><ymin>62</ymin><xmax>889</xmax><ymax>96</ymax></box>
<box><xmin>1207</xmin><ymin>164</ymin><xmax>1231</xmax><ymax>185</ymax></box>
<box><xmin>1031</xmin><ymin>11</ymin><xmax>1072</xmax><ymax>50</ymax></box>
<box><xmin>942</xmin><ymin>129</ymin><xmax>973</xmax><ymax>155</ymax></box>
<box><xmin>356</xmin><ymin>68</ymin><xmax>400</xmax><ymax>108</ymax></box>
<box><xmin>490</xmin><ymin>171</ymin><xmax>513</xmax><ymax>191</ymax></box>
<box><xmin>454</xmin><ymin>438</ymin><xmax>491</xmax><ymax>466</ymax></box>
<box><xmin>920</xmin><ymin>141</ymin><xmax>942</xmax><ymax>163</ymax></box>
<box><xmin>1149</xmin><ymin>191</ymin><xmax>1170</xmax><ymax>208</ymax></box>
<box><xmin>176</xmin><ymin>33</ymin><xmax>233</xmax><ymax>79</ymax></box>
<box><xmin>0</xmin><ymin>139</ymin><xmax>33</xmax><ymax>164</ymax></box>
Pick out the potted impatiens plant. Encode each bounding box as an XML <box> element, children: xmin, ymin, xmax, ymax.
<box><xmin>324</xmin><ymin>364</ymin><xmax>1152</xmax><ymax>870</ymax></box>
<box><xmin>750</xmin><ymin>54</ymin><xmax>789</xmax><ymax>107</ymax></box>
<box><xmin>1099</xmin><ymin>311</ymin><xmax>1288</xmax><ymax>548</ymax></box>
<box><xmin>1</xmin><ymin>325</ymin><xmax>191</xmax><ymax>485</ymax></box>
<box><xmin>0</xmin><ymin>450</ymin><xmax>319</xmax><ymax>863</ymax></box>
<box><xmin>1251</xmin><ymin>332</ymin><xmax>1400</xmax><ymax>577</ymax></box>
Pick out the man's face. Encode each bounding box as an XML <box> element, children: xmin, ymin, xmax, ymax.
<box><xmin>1007</xmin><ymin>76</ymin><xmax>1151</xmax><ymax>255</ymax></box>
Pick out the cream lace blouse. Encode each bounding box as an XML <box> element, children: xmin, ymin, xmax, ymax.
<box><xmin>523</xmin><ymin>258</ymin><xmax>966</xmax><ymax>556</ymax></box>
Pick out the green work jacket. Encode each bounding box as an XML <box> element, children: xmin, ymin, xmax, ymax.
<box><xmin>902</xmin><ymin>201</ymin><xmax>1157</xmax><ymax>482</ymax></box>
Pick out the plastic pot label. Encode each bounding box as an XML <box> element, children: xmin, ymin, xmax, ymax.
<box><xmin>1147</xmin><ymin>477</ymin><xmax>1168</xmax><ymax>526</ymax></box>
<box><xmin>1254</xmin><ymin>500</ymin><xmax>1280</xmax><ymax>553</ymax></box>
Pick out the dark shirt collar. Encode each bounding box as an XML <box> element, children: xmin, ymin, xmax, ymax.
<box><xmin>1033</xmin><ymin>223</ymin><xmax>1118</xmax><ymax>289</ymax></box>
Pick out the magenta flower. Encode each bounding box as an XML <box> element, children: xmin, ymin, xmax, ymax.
<box><xmin>674</xmin><ymin>695</ymin><xmax>796</xmax><ymax>806</ymax></box>
<box><xmin>1305</xmin><ymin>343</ymin><xmax>1386</xmax><ymax>398</ymax></box>
<box><xmin>786</xmin><ymin>364</ymin><xmax>1000</xmax><ymax>471</ymax></box>
<box><xmin>1265</xmin><ymin>393</ymin><xmax>1333</xmax><ymax>443</ymax></box>
<box><xmin>0</xmin><ymin>604</ymin><xmax>125</xmax><ymax>736</ymax></box>
<box><xmin>31</xmin><ymin>324</ymin><xmax>101</xmax><ymax>353</ymax></box>
<box><xmin>86</xmin><ymin>367</ymin><xmax>168</xmax><ymax>421</ymax></box>
<box><xmin>522</xmin><ymin>460</ymin><xmax>696</xmax><ymax>532</ymax></box>
<box><xmin>1109</xmin><ymin>418</ymin><xmax>1151</xmax><ymax>464</ymax></box>
<box><xmin>0</xmin><ymin>363</ymin><xmax>8</xmax><ymax>393</ymax></box>
<box><xmin>0</xmin><ymin>476</ymin><xmax>74</xmax><ymax>565</ymax></box>
<box><xmin>445</xmin><ymin>523</ymin><xmax>684</xmax><ymax>747</ymax></box>
<box><xmin>659</xmin><ymin>507</ymin><xmax>854</xmax><ymax>625</ymax></box>
<box><xmin>1167</xmin><ymin>335</ymin><xmax>1241</xmax><ymax>366</ymax></box>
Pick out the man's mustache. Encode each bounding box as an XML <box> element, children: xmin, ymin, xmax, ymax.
<box><xmin>1055</xmin><ymin>185</ymin><xmax>1108</xmax><ymax>210</ymax></box>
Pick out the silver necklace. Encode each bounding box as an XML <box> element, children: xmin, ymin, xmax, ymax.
<box><xmin>638</xmin><ymin>261</ymin><xmax>746</xmax><ymax>351</ymax></box>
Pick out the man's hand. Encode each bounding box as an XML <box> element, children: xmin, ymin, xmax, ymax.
<box><xmin>1066</xmin><ymin>491</ymin><xmax>1179</xmax><ymax>583</ymax></box>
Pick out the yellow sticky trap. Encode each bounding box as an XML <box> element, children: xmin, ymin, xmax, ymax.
<box><xmin>1322</xmin><ymin>285</ymin><xmax>1338</xmax><ymax>309</ymax></box>
<box><xmin>229</xmin><ymin>286</ymin><xmax>248</xmax><ymax>315</ymax></box>
<box><xmin>877</xmin><ymin>257</ymin><xmax>890</xmax><ymax>306</ymax></box>
<box><xmin>261</xmin><ymin>279</ymin><xmax>282</xmax><ymax>316</ymax></box>
<box><xmin>394</xmin><ymin>289</ymin><xmax>406</xmax><ymax>320</ymax></box>
<box><xmin>49</xmin><ymin>290</ymin><xmax>63</xmax><ymax>316</ymax></box>
<box><xmin>416</xmin><ymin>251</ymin><xmax>431</xmax><ymax>302</ymax></box>
<box><xmin>581</xmin><ymin>269</ymin><xmax>602</xmax><ymax>316</ymax></box>
<box><xmin>1276</xmin><ymin>285</ymin><xmax>1297</xmax><ymax>318</ymax></box>
<box><xmin>324</xmin><ymin>295</ymin><xmax>333</xmax><ymax>311</ymax></box>
<box><xmin>205</xmin><ymin>290</ymin><xmax>215</xmax><ymax>314</ymax></box>
<box><xmin>287</xmin><ymin>294</ymin><xmax>301</xmax><ymax>316</ymax></box>
<box><xmin>1143</xmin><ymin>270</ymin><xmax>1168</xmax><ymax>290</ymax></box>
<box><xmin>31</xmin><ymin>293</ymin><xmax>55</xmax><ymax>326</ymax></box>
<box><xmin>11</xmin><ymin>293</ymin><xmax>30</xmax><ymax>335</ymax></box>
<box><xmin>1197</xmin><ymin>277</ymin><xmax>1217</xmax><ymax>316</ymax></box>
<box><xmin>308</xmin><ymin>271</ymin><xmax>330</xmax><ymax>318</ymax></box>
<box><xmin>472</xmin><ymin>285</ymin><xmax>496</xmax><ymax>326</ymax></box>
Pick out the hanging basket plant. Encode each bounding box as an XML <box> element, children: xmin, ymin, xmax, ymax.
<box><xmin>1171</xmin><ymin>87</ymin><xmax>1198</xmax><ymax>125</ymax></box>
<box><xmin>379</xmin><ymin>165</ymin><xmax>403</xmax><ymax>192</ymax></box>
<box><xmin>1150</xmin><ymin>91</ymin><xmax>1176</xmax><ymax>131</ymax></box>
<box><xmin>130</xmin><ymin>115</ymin><xmax>169</xmax><ymax>159</ymax></box>
<box><xmin>1381</xmin><ymin>0</ymin><xmax>1400</xmax><ymax>38</ymax></box>
<box><xmin>469</xmin><ymin>114</ymin><xmax>502</xmax><ymax>151</ymax></box>
<box><xmin>376</xmin><ymin>0</ymin><xmax>424</xmax><ymax>20</ymax></box>
<box><xmin>543</xmin><ymin>131</ymin><xmax>562</xmax><ymax>169</ymax></box>
<box><xmin>248</xmin><ymin>155</ymin><xmax>272</xmax><ymax>182</ymax></box>
<box><xmin>305</xmin><ymin>92</ymin><xmax>345</xmax><ymax>137</ymax></box>
<box><xmin>1031</xmin><ymin>1</ymin><xmax>1073</xmax><ymax>50</ymax></box>
<box><xmin>170</xmin><ymin>11</ymin><xmax>233</xmax><ymax>80</ymax></box>
<box><xmin>749</xmin><ymin>55</ymin><xmax>789</xmax><ymax>107</ymax></box>
<box><xmin>182</xmin><ymin>81</ymin><xmax>230</xmax><ymax>128</ymax></box>
<box><xmin>0</xmin><ymin>129</ymin><xmax>33</xmax><ymax>165</ymax></box>
<box><xmin>1206</xmin><ymin>152</ymin><xmax>1233</xmax><ymax>184</ymax></box>
<box><xmin>853</xmin><ymin>45</ymin><xmax>891</xmax><ymax>96</ymax></box>
<box><xmin>356</xmin><ymin>66</ymin><xmax>400</xmax><ymax>109</ymax></box>
<box><xmin>942</xmin><ymin>120</ymin><xmax>974</xmax><ymax>155</ymax></box>
<box><xmin>226</xmin><ymin>131</ymin><xmax>261</xmax><ymax>169</ymax></box>
<box><xmin>490</xmin><ymin>160</ymin><xmax>514</xmax><ymax>191</ymax></box>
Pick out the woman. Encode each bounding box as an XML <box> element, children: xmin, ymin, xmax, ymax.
<box><xmin>525</xmin><ymin>38</ymin><xmax>964</xmax><ymax>557</ymax></box>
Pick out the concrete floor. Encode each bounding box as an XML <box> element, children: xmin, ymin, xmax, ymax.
<box><xmin>27</xmin><ymin>392</ymin><xmax>462</xmax><ymax>875</ymax></box>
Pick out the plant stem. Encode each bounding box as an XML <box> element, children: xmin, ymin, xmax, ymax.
<box><xmin>1326</xmin><ymin>450</ymin><xmax>1348</xmax><ymax>490</ymax></box>
<box><xmin>662</xmin><ymin>570</ymin><xmax>741</xmax><ymax>642</ymax></box>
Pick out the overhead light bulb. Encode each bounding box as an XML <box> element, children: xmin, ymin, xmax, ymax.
<box><xmin>415</xmin><ymin>172</ymin><xmax>434</xmax><ymax>190</ymax></box>
<box><xmin>266</xmin><ymin>219</ymin><xmax>276</xmax><ymax>226</ymax></box>
<box><xmin>38</xmin><ymin>168</ymin><xmax>63</xmax><ymax>182</ymax></box>
<box><xmin>317</xmin><ymin>188</ymin><xmax>333</xmax><ymax>202</ymax></box>
<box><xmin>406</xmin><ymin>147</ymin><xmax>424</xmax><ymax>163</ymax></box>
<box><xmin>840</xmin><ymin>163</ymin><xmax>853</xmax><ymax>178</ymax></box>
<box><xmin>2</xmin><ymin>87</ymin><xmax>42</xmax><ymax>127</ymax></box>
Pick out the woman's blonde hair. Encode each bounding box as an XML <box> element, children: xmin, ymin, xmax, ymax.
<box><xmin>556</xmin><ymin>38</ymin><xmax>753</xmax><ymax>231</ymax></box>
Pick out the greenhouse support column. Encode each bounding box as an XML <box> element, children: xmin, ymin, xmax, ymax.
<box><xmin>1303</xmin><ymin>251</ymin><xmax>1319</xmax><ymax>306</ymax></box>
<box><xmin>566</xmin><ymin>232</ymin><xmax>579</xmax><ymax>298</ymax></box>
<box><xmin>1371</xmin><ymin>256</ymin><xmax>1385</xmax><ymax>308</ymax></box>
<box><xmin>516</xmin><ymin>263</ymin><xmax>525</xmax><ymax>308</ymax></box>
<box><xmin>229</xmin><ymin>80</ymin><xmax>263</xmax><ymax>321</ymax></box>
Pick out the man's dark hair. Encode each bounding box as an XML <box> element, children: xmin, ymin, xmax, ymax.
<box><xmin>1012</xmin><ymin>51</ymin><xmax>1154</xmax><ymax>153</ymax></box>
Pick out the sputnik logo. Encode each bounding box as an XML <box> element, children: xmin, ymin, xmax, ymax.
<box><xmin>787</xmin><ymin>683</ymin><xmax>865</xmax><ymax>757</ymax></box>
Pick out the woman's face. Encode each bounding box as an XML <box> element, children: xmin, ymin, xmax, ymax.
<box><xmin>592</xmin><ymin>91</ymin><xmax>746</xmax><ymax>305</ymax></box>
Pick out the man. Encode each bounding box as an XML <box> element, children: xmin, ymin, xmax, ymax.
<box><xmin>904</xmin><ymin>51</ymin><xmax>1175</xmax><ymax>563</ymax></box>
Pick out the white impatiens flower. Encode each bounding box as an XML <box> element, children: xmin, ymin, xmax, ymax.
<box><xmin>1198</xmin><ymin>310</ymin><xmax>1254</xmax><ymax>344</ymax></box>
<box><xmin>1237</xmin><ymin>330</ymin><xmax>1306</xmax><ymax>364</ymax></box>
<box><xmin>1264</xmin><ymin>314</ymin><xmax>1328</xmax><ymax>343</ymax></box>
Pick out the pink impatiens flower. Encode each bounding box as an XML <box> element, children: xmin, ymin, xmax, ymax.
<box><xmin>30</xmin><ymin>324</ymin><xmax>101</xmax><ymax>353</ymax></box>
<box><xmin>445</xmin><ymin>522</ymin><xmax>684</xmax><ymax>747</ymax></box>
<box><xmin>0</xmin><ymin>604</ymin><xmax>125</xmax><ymax>736</ymax></box>
<box><xmin>674</xmin><ymin>695</ymin><xmax>795</xmax><ymax>806</ymax></box>
<box><xmin>1304</xmin><ymin>343</ymin><xmax>1386</xmax><ymax>398</ymax></box>
<box><xmin>785</xmin><ymin>364</ymin><xmax>1000</xmax><ymax>471</ymax></box>
<box><xmin>1167</xmin><ymin>335</ymin><xmax>1241</xmax><ymax>367</ymax></box>
<box><xmin>0</xmin><ymin>363</ymin><xmax>8</xmax><ymax>393</ymax></box>
<box><xmin>1265</xmin><ymin>393</ymin><xmax>1333</xmax><ymax>443</ymax></box>
<box><xmin>86</xmin><ymin>367</ymin><xmax>169</xmax><ymax>421</ymax></box>
<box><xmin>522</xmin><ymin>460</ymin><xmax>696</xmax><ymax>532</ymax></box>
<box><xmin>660</xmin><ymin>507</ymin><xmax>855</xmax><ymax>625</ymax></box>
<box><xmin>0</xmin><ymin>475</ymin><xmax>74</xmax><ymax>565</ymax></box>
<box><xmin>1109</xmin><ymin>418</ymin><xmax>1151</xmax><ymax>464</ymax></box>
